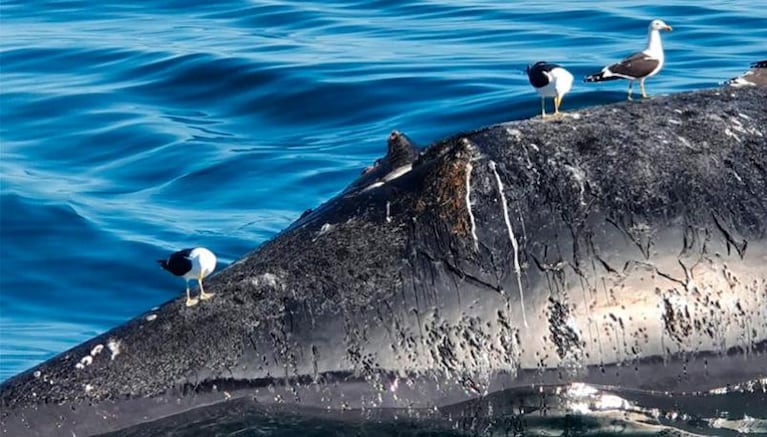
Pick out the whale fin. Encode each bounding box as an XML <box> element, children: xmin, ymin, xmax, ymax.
<box><xmin>386</xmin><ymin>130</ymin><xmax>419</xmax><ymax>169</ymax></box>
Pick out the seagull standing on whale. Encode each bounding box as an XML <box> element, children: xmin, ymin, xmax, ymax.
<box><xmin>584</xmin><ymin>19</ymin><xmax>672</xmax><ymax>100</ymax></box>
<box><xmin>158</xmin><ymin>247</ymin><xmax>217</xmax><ymax>307</ymax></box>
<box><xmin>726</xmin><ymin>60</ymin><xmax>767</xmax><ymax>87</ymax></box>
<box><xmin>526</xmin><ymin>61</ymin><xmax>574</xmax><ymax>118</ymax></box>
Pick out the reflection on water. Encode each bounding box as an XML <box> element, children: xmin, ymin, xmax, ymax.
<box><xmin>105</xmin><ymin>382</ymin><xmax>767</xmax><ymax>436</ymax></box>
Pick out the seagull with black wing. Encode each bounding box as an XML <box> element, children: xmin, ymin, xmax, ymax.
<box><xmin>526</xmin><ymin>61</ymin><xmax>574</xmax><ymax>118</ymax></box>
<box><xmin>158</xmin><ymin>247</ymin><xmax>217</xmax><ymax>307</ymax></box>
<box><xmin>585</xmin><ymin>19</ymin><xmax>672</xmax><ymax>100</ymax></box>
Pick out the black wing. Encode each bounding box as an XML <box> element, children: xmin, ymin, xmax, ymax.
<box><xmin>606</xmin><ymin>52</ymin><xmax>660</xmax><ymax>79</ymax></box>
<box><xmin>158</xmin><ymin>248</ymin><xmax>193</xmax><ymax>276</ymax></box>
<box><xmin>527</xmin><ymin>61</ymin><xmax>561</xmax><ymax>88</ymax></box>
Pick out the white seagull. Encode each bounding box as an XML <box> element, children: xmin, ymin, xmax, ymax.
<box><xmin>158</xmin><ymin>247</ymin><xmax>217</xmax><ymax>307</ymax></box>
<box><xmin>526</xmin><ymin>61</ymin><xmax>574</xmax><ymax>118</ymax></box>
<box><xmin>584</xmin><ymin>19</ymin><xmax>673</xmax><ymax>100</ymax></box>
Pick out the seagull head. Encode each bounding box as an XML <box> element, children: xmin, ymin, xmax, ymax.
<box><xmin>649</xmin><ymin>19</ymin><xmax>672</xmax><ymax>32</ymax></box>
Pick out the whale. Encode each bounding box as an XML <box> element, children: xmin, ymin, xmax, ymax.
<box><xmin>2</xmin><ymin>86</ymin><xmax>766</xmax><ymax>436</ymax></box>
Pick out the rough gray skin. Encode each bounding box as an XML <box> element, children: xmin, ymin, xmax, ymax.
<box><xmin>2</xmin><ymin>87</ymin><xmax>767</xmax><ymax>436</ymax></box>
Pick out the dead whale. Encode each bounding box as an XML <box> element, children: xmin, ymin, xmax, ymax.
<box><xmin>2</xmin><ymin>86</ymin><xmax>766</xmax><ymax>436</ymax></box>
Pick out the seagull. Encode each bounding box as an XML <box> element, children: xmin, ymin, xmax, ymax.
<box><xmin>158</xmin><ymin>247</ymin><xmax>217</xmax><ymax>307</ymax></box>
<box><xmin>725</xmin><ymin>60</ymin><xmax>767</xmax><ymax>87</ymax></box>
<box><xmin>584</xmin><ymin>19</ymin><xmax>673</xmax><ymax>100</ymax></box>
<box><xmin>526</xmin><ymin>61</ymin><xmax>574</xmax><ymax>118</ymax></box>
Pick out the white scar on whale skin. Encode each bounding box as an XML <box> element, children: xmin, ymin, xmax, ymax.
<box><xmin>361</xmin><ymin>164</ymin><xmax>414</xmax><ymax>193</ymax></box>
<box><xmin>383</xmin><ymin>164</ymin><xmax>413</xmax><ymax>182</ymax></box>
<box><xmin>465</xmin><ymin>162</ymin><xmax>479</xmax><ymax>251</ymax></box>
<box><xmin>489</xmin><ymin>160</ymin><xmax>528</xmax><ymax>328</ymax></box>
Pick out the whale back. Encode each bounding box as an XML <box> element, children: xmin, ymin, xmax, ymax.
<box><xmin>2</xmin><ymin>87</ymin><xmax>767</xmax><ymax>436</ymax></box>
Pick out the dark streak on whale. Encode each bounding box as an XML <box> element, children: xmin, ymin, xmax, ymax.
<box><xmin>2</xmin><ymin>86</ymin><xmax>767</xmax><ymax>436</ymax></box>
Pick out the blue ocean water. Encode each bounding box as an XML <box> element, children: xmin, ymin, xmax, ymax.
<box><xmin>0</xmin><ymin>0</ymin><xmax>766</xmax><ymax>432</ymax></box>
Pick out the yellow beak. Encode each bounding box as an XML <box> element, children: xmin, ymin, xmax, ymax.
<box><xmin>663</xmin><ymin>25</ymin><xmax>673</xmax><ymax>31</ymax></box>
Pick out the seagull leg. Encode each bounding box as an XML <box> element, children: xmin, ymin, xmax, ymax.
<box><xmin>198</xmin><ymin>275</ymin><xmax>215</xmax><ymax>301</ymax></box>
<box><xmin>540</xmin><ymin>96</ymin><xmax>547</xmax><ymax>118</ymax></box>
<box><xmin>640</xmin><ymin>79</ymin><xmax>649</xmax><ymax>99</ymax></box>
<box><xmin>627</xmin><ymin>81</ymin><xmax>634</xmax><ymax>101</ymax></box>
<box><xmin>185</xmin><ymin>281</ymin><xmax>199</xmax><ymax>307</ymax></box>
<box><xmin>554</xmin><ymin>95</ymin><xmax>562</xmax><ymax>115</ymax></box>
